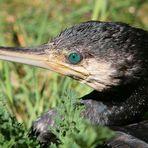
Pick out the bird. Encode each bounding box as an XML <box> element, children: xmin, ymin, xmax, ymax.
<box><xmin>0</xmin><ymin>21</ymin><xmax>148</xmax><ymax>147</ymax></box>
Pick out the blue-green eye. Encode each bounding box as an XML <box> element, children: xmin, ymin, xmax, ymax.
<box><xmin>68</xmin><ymin>52</ymin><xmax>82</xmax><ymax>64</ymax></box>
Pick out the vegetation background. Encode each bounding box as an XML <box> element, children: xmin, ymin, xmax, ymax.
<box><xmin>0</xmin><ymin>0</ymin><xmax>147</xmax><ymax>147</ymax></box>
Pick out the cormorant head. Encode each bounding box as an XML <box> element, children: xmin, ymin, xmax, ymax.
<box><xmin>0</xmin><ymin>21</ymin><xmax>147</xmax><ymax>91</ymax></box>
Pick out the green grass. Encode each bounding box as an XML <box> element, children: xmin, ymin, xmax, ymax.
<box><xmin>0</xmin><ymin>90</ymin><xmax>114</xmax><ymax>148</ymax></box>
<box><xmin>49</xmin><ymin>90</ymin><xmax>114</xmax><ymax>148</ymax></box>
<box><xmin>0</xmin><ymin>0</ymin><xmax>147</xmax><ymax>147</ymax></box>
<box><xmin>0</xmin><ymin>97</ymin><xmax>40</xmax><ymax>147</ymax></box>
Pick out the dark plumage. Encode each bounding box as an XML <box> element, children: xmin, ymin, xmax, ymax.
<box><xmin>31</xmin><ymin>21</ymin><xmax>148</xmax><ymax>147</ymax></box>
<box><xmin>0</xmin><ymin>21</ymin><xmax>148</xmax><ymax>147</ymax></box>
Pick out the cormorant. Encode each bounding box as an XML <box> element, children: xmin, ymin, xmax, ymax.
<box><xmin>0</xmin><ymin>21</ymin><xmax>148</xmax><ymax>147</ymax></box>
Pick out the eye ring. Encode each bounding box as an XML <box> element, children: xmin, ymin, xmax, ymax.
<box><xmin>68</xmin><ymin>52</ymin><xmax>82</xmax><ymax>64</ymax></box>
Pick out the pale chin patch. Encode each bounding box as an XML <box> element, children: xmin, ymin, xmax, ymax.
<box><xmin>81</xmin><ymin>80</ymin><xmax>107</xmax><ymax>92</ymax></box>
<box><xmin>81</xmin><ymin>58</ymin><xmax>120</xmax><ymax>91</ymax></box>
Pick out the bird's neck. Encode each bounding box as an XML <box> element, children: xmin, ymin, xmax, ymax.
<box><xmin>82</xmin><ymin>81</ymin><xmax>148</xmax><ymax>126</ymax></box>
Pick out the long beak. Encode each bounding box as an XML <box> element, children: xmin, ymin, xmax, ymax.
<box><xmin>0</xmin><ymin>45</ymin><xmax>49</xmax><ymax>69</ymax></box>
<box><xmin>0</xmin><ymin>45</ymin><xmax>89</xmax><ymax>80</ymax></box>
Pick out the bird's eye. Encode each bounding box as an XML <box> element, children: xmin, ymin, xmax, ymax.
<box><xmin>68</xmin><ymin>52</ymin><xmax>82</xmax><ymax>64</ymax></box>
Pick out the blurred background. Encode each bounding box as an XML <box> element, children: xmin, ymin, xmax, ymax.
<box><xmin>0</xmin><ymin>0</ymin><xmax>147</xmax><ymax>128</ymax></box>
